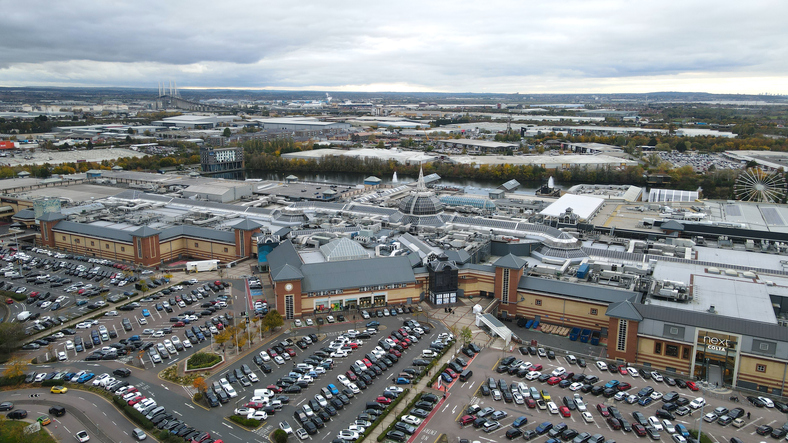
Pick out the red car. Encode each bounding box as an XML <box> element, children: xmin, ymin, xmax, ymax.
<box><xmin>285</xmin><ymin>348</ymin><xmax>296</xmax><ymax>357</ymax></box>
<box><xmin>607</xmin><ymin>417</ymin><xmax>621</xmax><ymax>430</ymax></box>
<box><xmin>617</xmin><ymin>382</ymin><xmax>631</xmax><ymax>391</ymax></box>
<box><xmin>686</xmin><ymin>381</ymin><xmax>699</xmax><ymax>391</ymax></box>
<box><xmin>560</xmin><ymin>372</ymin><xmax>574</xmax><ymax>381</ymax></box>
<box><xmin>547</xmin><ymin>377</ymin><xmax>561</xmax><ymax>385</ymax></box>
<box><xmin>532</xmin><ymin>364</ymin><xmax>543</xmax><ymax>371</ymax></box>
<box><xmin>558</xmin><ymin>406</ymin><xmax>571</xmax><ymax>417</ymax></box>
<box><xmin>173</xmin><ymin>321</ymin><xmax>185</xmax><ymax>327</ymax></box>
<box><xmin>618</xmin><ymin>366</ymin><xmax>628</xmax><ymax>375</ymax></box>
<box><xmin>460</xmin><ymin>415</ymin><xmax>475</xmax><ymax>425</ymax></box>
<box><xmin>5</xmin><ymin>298</ymin><xmax>13</xmax><ymax>304</ymax></box>
<box><xmin>444</xmin><ymin>368</ymin><xmax>458</xmax><ymax>378</ymax></box>
<box><xmin>267</xmin><ymin>349</ymin><xmax>277</xmax><ymax>357</ymax></box>
<box><xmin>216</xmin><ymin>323</ymin><xmax>224</xmax><ymax>330</ymax></box>
<box><xmin>29</xmin><ymin>291</ymin><xmax>40</xmax><ymax>297</ymax></box>
<box><xmin>267</xmin><ymin>384</ymin><xmax>283</xmax><ymax>393</ymax></box>
<box><xmin>128</xmin><ymin>396</ymin><xmax>145</xmax><ymax>406</ymax></box>
<box><xmin>400</xmin><ymin>341</ymin><xmax>409</xmax><ymax>349</ymax></box>
<box><xmin>376</xmin><ymin>396</ymin><xmax>392</xmax><ymax>405</ymax></box>
<box><xmin>633</xmin><ymin>424</ymin><xmax>647</xmax><ymax>436</ymax></box>
<box><xmin>596</xmin><ymin>404</ymin><xmax>610</xmax><ymax>417</ymax></box>
<box><xmin>389</xmin><ymin>349</ymin><xmax>401</xmax><ymax>357</ymax></box>
<box><xmin>345</xmin><ymin>371</ymin><xmax>357</xmax><ymax>381</ymax></box>
<box><xmin>347</xmin><ymin>342</ymin><xmax>358</xmax><ymax>349</ymax></box>
<box><xmin>362</xmin><ymin>359</ymin><xmax>373</xmax><ymax>368</ymax></box>
<box><xmin>525</xmin><ymin>398</ymin><xmax>536</xmax><ymax>408</ymax></box>
<box><xmin>246</xmin><ymin>401</ymin><xmax>266</xmax><ymax>409</ymax></box>
<box><xmin>389</xmin><ymin>337</ymin><xmax>399</xmax><ymax>344</ymax></box>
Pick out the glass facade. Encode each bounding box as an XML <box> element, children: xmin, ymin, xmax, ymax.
<box><xmin>439</xmin><ymin>195</ymin><xmax>496</xmax><ymax>210</ymax></box>
<box><xmin>693</xmin><ymin>330</ymin><xmax>739</xmax><ymax>387</ymax></box>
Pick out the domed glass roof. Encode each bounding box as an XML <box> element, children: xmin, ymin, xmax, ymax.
<box><xmin>398</xmin><ymin>167</ymin><xmax>444</xmax><ymax>216</ymax></box>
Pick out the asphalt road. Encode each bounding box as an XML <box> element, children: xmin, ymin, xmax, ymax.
<box><xmin>0</xmin><ymin>387</ymin><xmax>142</xmax><ymax>443</ymax></box>
<box><xmin>424</xmin><ymin>348</ymin><xmax>788</xmax><ymax>443</ymax></box>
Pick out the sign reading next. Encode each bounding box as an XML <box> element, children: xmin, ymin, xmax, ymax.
<box><xmin>703</xmin><ymin>335</ymin><xmax>731</xmax><ymax>352</ymax></box>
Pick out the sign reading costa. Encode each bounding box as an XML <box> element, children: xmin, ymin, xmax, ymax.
<box><xmin>703</xmin><ymin>335</ymin><xmax>731</xmax><ymax>351</ymax></box>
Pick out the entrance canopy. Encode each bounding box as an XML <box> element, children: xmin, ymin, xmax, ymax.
<box><xmin>476</xmin><ymin>313</ymin><xmax>513</xmax><ymax>345</ymax></box>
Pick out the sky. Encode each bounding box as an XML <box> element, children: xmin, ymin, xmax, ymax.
<box><xmin>0</xmin><ymin>0</ymin><xmax>786</xmax><ymax>94</ymax></box>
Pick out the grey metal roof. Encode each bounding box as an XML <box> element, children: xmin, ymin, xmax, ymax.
<box><xmin>444</xmin><ymin>249</ymin><xmax>471</xmax><ymax>264</ymax></box>
<box><xmin>319</xmin><ymin>238</ymin><xmax>369</xmax><ymax>262</ymax></box>
<box><xmin>132</xmin><ymin>226</ymin><xmax>160</xmax><ymax>238</ymax></box>
<box><xmin>231</xmin><ymin>218</ymin><xmax>263</xmax><ymax>231</ymax></box>
<box><xmin>300</xmin><ymin>256</ymin><xmax>416</xmax><ymax>292</ymax></box>
<box><xmin>52</xmin><ymin>220</ymin><xmax>134</xmax><ymax>243</ymax></box>
<box><xmin>159</xmin><ymin>226</ymin><xmax>236</xmax><ymax>244</ymax></box>
<box><xmin>37</xmin><ymin>211</ymin><xmax>66</xmax><ymax>222</ymax></box>
<box><xmin>635</xmin><ymin>303</ymin><xmax>788</xmax><ymax>342</ymax></box>
<box><xmin>494</xmin><ymin>253</ymin><xmax>527</xmax><ymax>270</ymax></box>
<box><xmin>481</xmin><ymin>313</ymin><xmax>506</xmax><ymax>328</ymax></box>
<box><xmin>273</xmin><ymin>264</ymin><xmax>304</xmax><ymax>281</ymax></box>
<box><xmin>660</xmin><ymin>220</ymin><xmax>685</xmax><ymax>231</ymax></box>
<box><xmin>13</xmin><ymin>209</ymin><xmax>34</xmax><ymax>220</ymax></box>
<box><xmin>267</xmin><ymin>241</ymin><xmax>304</xmax><ymax>281</ymax></box>
<box><xmin>518</xmin><ymin>276</ymin><xmax>637</xmax><ymax>304</ymax></box>
<box><xmin>606</xmin><ymin>299</ymin><xmax>644</xmax><ymax>321</ymax></box>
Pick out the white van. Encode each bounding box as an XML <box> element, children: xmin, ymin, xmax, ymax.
<box><xmin>16</xmin><ymin>311</ymin><xmax>31</xmax><ymax>321</ymax></box>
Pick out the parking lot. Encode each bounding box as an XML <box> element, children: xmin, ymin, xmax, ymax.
<box><xmin>425</xmin><ymin>347</ymin><xmax>788</xmax><ymax>442</ymax></box>
<box><xmin>207</xmin><ymin>308</ymin><xmax>450</xmax><ymax>441</ymax></box>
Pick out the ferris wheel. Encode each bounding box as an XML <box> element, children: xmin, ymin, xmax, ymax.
<box><xmin>734</xmin><ymin>167</ymin><xmax>787</xmax><ymax>203</ymax></box>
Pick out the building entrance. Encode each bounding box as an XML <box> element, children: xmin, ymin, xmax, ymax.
<box><xmin>694</xmin><ymin>330</ymin><xmax>739</xmax><ymax>387</ymax></box>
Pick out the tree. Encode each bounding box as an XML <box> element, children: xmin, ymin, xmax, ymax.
<box><xmin>0</xmin><ymin>322</ymin><xmax>26</xmax><ymax>359</ymax></box>
<box><xmin>223</xmin><ymin>128</ymin><xmax>232</xmax><ymax>138</ymax></box>
<box><xmin>460</xmin><ymin>326</ymin><xmax>473</xmax><ymax>347</ymax></box>
<box><xmin>271</xmin><ymin>429</ymin><xmax>288</xmax><ymax>443</ymax></box>
<box><xmin>215</xmin><ymin>329</ymin><xmax>232</xmax><ymax>353</ymax></box>
<box><xmin>3</xmin><ymin>357</ymin><xmax>28</xmax><ymax>378</ymax></box>
<box><xmin>263</xmin><ymin>310</ymin><xmax>284</xmax><ymax>333</ymax></box>
<box><xmin>192</xmin><ymin>375</ymin><xmax>208</xmax><ymax>393</ymax></box>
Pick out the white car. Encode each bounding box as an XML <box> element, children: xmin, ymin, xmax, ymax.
<box><xmin>662</xmin><ymin>419</ymin><xmax>676</xmax><ymax>434</ymax></box>
<box><xmin>326</xmin><ymin>315</ymin><xmax>335</xmax><ymax>323</ymax></box>
<box><xmin>596</xmin><ymin>361</ymin><xmax>608</xmax><ymax>371</ymax></box>
<box><xmin>651</xmin><ymin>371</ymin><xmax>664</xmax><ymax>382</ymax></box>
<box><xmin>171</xmin><ymin>336</ymin><xmax>181</xmax><ymax>346</ymax></box>
<box><xmin>337</xmin><ymin>430</ymin><xmax>359</xmax><ymax>441</ymax></box>
<box><xmin>689</xmin><ymin>397</ymin><xmax>706</xmax><ymax>409</ymax></box>
<box><xmin>526</xmin><ymin>371</ymin><xmax>541</xmax><ymax>380</ymax></box>
<box><xmin>347</xmin><ymin>425</ymin><xmax>366</xmax><ymax>434</ymax></box>
<box><xmin>547</xmin><ymin>401</ymin><xmax>559</xmax><ymax>414</ymax></box>
<box><xmin>650</xmin><ymin>391</ymin><xmax>663</xmax><ymax>401</ymax></box>
<box><xmin>65</xmin><ymin>340</ymin><xmax>75</xmax><ymax>350</ymax></box>
<box><xmin>220</xmin><ymin>379</ymin><xmax>238</xmax><ymax>398</ymax></box>
<box><xmin>759</xmin><ymin>396</ymin><xmax>774</xmax><ymax>408</ymax></box>
<box><xmin>246</xmin><ymin>409</ymin><xmax>267</xmax><ymax>420</ymax></box>
<box><xmin>421</xmin><ymin>349</ymin><xmax>437</xmax><ymax>358</ymax></box>
<box><xmin>274</xmin><ymin>355</ymin><xmax>285</xmax><ymax>365</ymax></box>
<box><xmin>182</xmin><ymin>339</ymin><xmax>192</xmax><ymax>348</ymax></box>
<box><xmin>58</xmin><ymin>351</ymin><xmax>67</xmax><ymax>361</ymax></box>
<box><xmin>347</xmin><ymin>383</ymin><xmax>360</xmax><ymax>394</ymax></box>
<box><xmin>337</xmin><ymin>374</ymin><xmax>350</xmax><ymax>385</ymax></box>
<box><xmin>626</xmin><ymin>367</ymin><xmax>639</xmax><ymax>377</ymax></box>
<box><xmin>401</xmin><ymin>415</ymin><xmax>422</xmax><ymax>425</ymax></box>
<box><xmin>574</xmin><ymin>398</ymin><xmax>587</xmax><ymax>412</ymax></box>
<box><xmin>305</xmin><ymin>319</ymin><xmax>313</xmax><ymax>326</ymax></box>
<box><xmin>92</xmin><ymin>373</ymin><xmax>109</xmax><ymax>386</ymax></box>
<box><xmin>315</xmin><ymin>394</ymin><xmax>328</xmax><ymax>408</ymax></box>
<box><xmin>551</xmin><ymin>367</ymin><xmax>566</xmax><ymax>377</ymax></box>
<box><xmin>648</xmin><ymin>416</ymin><xmax>664</xmax><ymax>430</ymax></box>
<box><xmin>259</xmin><ymin>351</ymin><xmax>271</xmax><ymax>362</ymax></box>
<box><xmin>153</xmin><ymin>330</ymin><xmax>164</xmax><ymax>338</ymax></box>
<box><xmin>386</xmin><ymin>386</ymin><xmax>404</xmax><ymax>394</ymax></box>
<box><xmin>582</xmin><ymin>411</ymin><xmax>594</xmax><ymax>423</ymax></box>
<box><xmin>513</xmin><ymin>392</ymin><xmax>524</xmax><ymax>404</ymax></box>
<box><xmin>248</xmin><ymin>373</ymin><xmax>259</xmax><ymax>383</ymax></box>
<box><xmin>569</xmin><ymin>382</ymin><xmax>583</xmax><ymax>391</ymax></box>
<box><xmin>294</xmin><ymin>319</ymin><xmax>302</xmax><ymax>327</ymax></box>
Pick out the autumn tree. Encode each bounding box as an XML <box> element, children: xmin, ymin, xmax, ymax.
<box><xmin>192</xmin><ymin>376</ymin><xmax>208</xmax><ymax>393</ymax></box>
<box><xmin>3</xmin><ymin>357</ymin><xmax>28</xmax><ymax>378</ymax></box>
<box><xmin>263</xmin><ymin>310</ymin><xmax>284</xmax><ymax>333</ymax></box>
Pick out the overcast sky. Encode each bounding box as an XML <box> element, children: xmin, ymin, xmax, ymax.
<box><xmin>0</xmin><ymin>0</ymin><xmax>785</xmax><ymax>94</ymax></box>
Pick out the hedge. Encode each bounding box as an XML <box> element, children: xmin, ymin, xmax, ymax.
<box><xmin>688</xmin><ymin>430</ymin><xmax>714</xmax><ymax>443</ymax></box>
<box><xmin>157</xmin><ymin>430</ymin><xmax>185</xmax><ymax>443</ymax></box>
<box><xmin>41</xmin><ymin>380</ymin><xmax>63</xmax><ymax>387</ymax></box>
<box><xmin>0</xmin><ymin>375</ymin><xmax>25</xmax><ymax>386</ymax></box>
<box><xmin>228</xmin><ymin>415</ymin><xmax>262</xmax><ymax>428</ymax></box>
<box><xmin>187</xmin><ymin>352</ymin><xmax>222</xmax><ymax>370</ymax></box>
<box><xmin>1</xmin><ymin>289</ymin><xmax>27</xmax><ymax>302</ymax></box>
<box><xmin>111</xmin><ymin>395</ymin><xmax>155</xmax><ymax>430</ymax></box>
<box><xmin>427</xmin><ymin>363</ymin><xmax>449</xmax><ymax>387</ymax></box>
<box><xmin>376</xmin><ymin>390</ymin><xmax>424</xmax><ymax>442</ymax></box>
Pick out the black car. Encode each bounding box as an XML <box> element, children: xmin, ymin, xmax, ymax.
<box><xmin>386</xmin><ymin>431</ymin><xmax>407</xmax><ymax>442</ymax></box>
<box><xmin>7</xmin><ymin>410</ymin><xmax>27</xmax><ymax>419</ymax></box>
<box><xmin>756</xmin><ymin>425</ymin><xmax>773</xmax><ymax>436</ymax></box>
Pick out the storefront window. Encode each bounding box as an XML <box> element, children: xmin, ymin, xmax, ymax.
<box><xmin>654</xmin><ymin>343</ymin><xmax>662</xmax><ymax>355</ymax></box>
<box><xmin>359</xmin><ymin>296</ymin><xmax>372</xmax><ymax>308</ymax></box>
<box><xmin>373</xmin><ymin>295</ymin><xmax>386</xmax><ymax>306</ymax></box>
<box><xmin>666</xmin><ymin>345</ymin><xmax>679</xmax><ymax>357</ymax></box>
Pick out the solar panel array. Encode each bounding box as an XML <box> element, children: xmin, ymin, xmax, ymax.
<box><xmin>453</xmin><ymin>216</ymin><xmax>517</xmax><ymax>230</ymax></box>
<box><xmin>761</xmin><ymin>207</ymin><xmax>785</xmax><ymax>226</ymax></box>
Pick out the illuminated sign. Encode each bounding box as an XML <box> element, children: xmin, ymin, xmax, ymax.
<box><xmin>703</xmin><ymin>336</ymin><xmax>730</xmax><ymax>352</ymax></box>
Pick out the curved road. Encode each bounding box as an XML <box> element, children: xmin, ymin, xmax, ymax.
<box><xmin>0</xmin><ymin>387</ymin><xmax>143</xmax><ymax>443</ymax></box>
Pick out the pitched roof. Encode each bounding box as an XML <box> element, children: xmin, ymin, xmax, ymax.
<box><xmin>132</xmin><ymin>226</ymin><xmax>160</xmax><ymax>238</ymax></box>
<box><xmin>494</xmin><ymin>253</ymin><xmax>527</xmax><ymax>270</ymax></box>
<box><xmin>52</xmin><ymin>220</ymin><xmax>134</xmax><ymax>243</ymax></box>
<box><xmin>518</xmin><ymin>276</ymin><xmax>637</xmax><ymax>304</ymax></box>
<box><xmin>444</xmin><ymin>249</ymin><xmax>471</xmax><ymax>264</ymax></box>
<box><xmin>635</xmin><ymin>303</ymin><xmax>788</xmax><ymax>342</ymax></box>
<box><xmin>660</xmin><ymin>220</ymin><xmax>685</xmax><ymax>231</ymax></box>
<box><xmin>605</xmin><ymin>299</ymin><xmax>644</xmax><ymax>321</ymax></box>
<box><xmin>159</xmin><ymin>226</ymin><xmax>236</xmax><ymax>244</ymax></box>
<box><xmin>267</xmin><ymin>241</ymin><xmax>304</xmax><ymax>281</ymax></box>
<box><xmin>36</xmin><ymin>211</ymin><xmax>66</xmax><ymax>222</ymax></box>
<box><xmin>13</xmin><ymin>209</ymin><xmax>35</xmax><ymax>220</ymax></box>
<box><xmin>272</xmin><ymin>264</ymin><xmax>304</xmax><ymax>281</ymax></box>
<box><xmin>230</xmin><ymin>218</ymin><xmax>263</xmax><ymax>231</ymax></box>
<box><xmin>300</xmin><ymin>256</ymin><xmax>416</xmax><ymax>292</ymax></box>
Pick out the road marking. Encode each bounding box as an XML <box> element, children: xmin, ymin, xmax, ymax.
<box><xmin>184</xmin><ymin>403</ymin><xmax>195</xmax><ymax>409</ymax></box>
<box><xmin>223</xmin><ymin>423</ymin><xmax>233</xmax><ymax>429</ymax></box>
<box><xmin>173</xmin><ymin>410</ymin><xmax>182</xmax><ymax>416</ymax></box>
